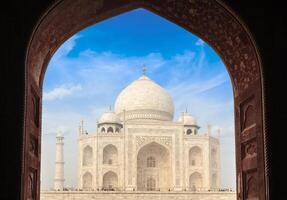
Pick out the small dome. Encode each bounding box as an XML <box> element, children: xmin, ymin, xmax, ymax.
<box><xmin>178</xmin><ymin>112</ymin><xmax>197</xmax><ymax>125</ymax></box>
<box><xmin>114</xmin><ymin>75</ymin><xmax>174</xmax><ymax>121</ymax></box>
<box><xmin>98</xmin><ymin>111</ymin><xmax>121</xmax><ymax>124</ymax></box>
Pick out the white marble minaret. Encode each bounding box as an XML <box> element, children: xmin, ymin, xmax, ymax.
<box><xmin>54</xmin><ymin>132</ymin><xmax>65</xmax><ymax>190</ymax></box>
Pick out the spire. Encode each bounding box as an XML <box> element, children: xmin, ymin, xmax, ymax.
<box><xmin>142</xmin><ymin>64</ymin><xmax>147</xmax><ymax>75</ymax></box>
<box><xmin>81</xmin><ymin>120</ymin><xmax>84</xmax><ymax>133</ymax></box>
<box><xmin>109</xmin><ymin>105</ymin><xmax>112</xmax><ymax>111</ymax></box>
<box><xmin>79</xmin><ymin>120</ymin><xmax>84</xmax><ymax>135</ymax></box>
<box><xmin>78</xmin><ymin>123</ymin><xmax>81</xmax><ymax>136</ymax></box>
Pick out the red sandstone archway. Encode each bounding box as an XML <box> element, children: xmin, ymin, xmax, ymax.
<box><xmin>23</xmin><ymin>0</ymin><xmax>267</xmax><ymax>200</ymax></box>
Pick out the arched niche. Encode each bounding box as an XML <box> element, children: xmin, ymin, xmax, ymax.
<box><xmin>83</xmin><ymin>145</ymin><xmax>93</xmax><ymax>166</ymax></box>
<box><xmin>211</xmin><ymin>148</ymin><xmax>217</xmax><ymax>168</ymax></box>
<box><xmin>107</xmin><ymin>127</ymin><xmax>114</xmax><ymax>133</ymax></box>
<box><xmin>82</xmin><ymin>172</ymin><xmax>93</xmax><ymax>190</ymax></box>
<box><xmin>189</xmin><ymin>146</ymin><xmax>202</xmax><ymax>167</ymax></box>
<box><xmin>137</xmin><ymin>142</ymin><xmax>171</xmax><ymax>191</ymax></box>
<box><xmin>103</xmin><ymin>144</ymin><xmax>118</xmax><ymax>165</ymax></box>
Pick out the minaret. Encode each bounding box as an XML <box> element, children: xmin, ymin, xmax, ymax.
<box><xmin>54</xmin><ymin>132</ymin><xmax>65</xmax><ymax>190</ymax></box>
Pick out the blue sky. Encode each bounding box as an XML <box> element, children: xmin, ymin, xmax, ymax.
<box><xmin>41</xmin><ymin>8</ymin><xmax>235</xmax><ymax>190</ymax></box>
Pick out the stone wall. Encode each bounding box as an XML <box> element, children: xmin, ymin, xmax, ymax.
<box><xmin>41</xmin><ymin>191</ymin><xmax>236</xmax><ymax>200</ymax></box>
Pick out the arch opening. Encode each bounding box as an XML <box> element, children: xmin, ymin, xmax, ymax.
<box><xmin>83</xmin><ymin>146</ymin><xmax>93</xmax><ymax>166</ymax></box>
<box><xmin>103</xmin><ymin>144</ymin><xmax>118</xmax><ymax>165</ymax></box>
<box><xmin>137</xmin><ymin>142</ymin><xmax>171</xmax><ymax>191</ymax></box>
<box><xmin>25</xmin><ymin>1</ymin><xmax>267</xmax><ymax>200</ymax></box>
<box><xmin>189</xmin><ymin>146</ymin><xmax>202</xmax><ymax>167</ymax></box>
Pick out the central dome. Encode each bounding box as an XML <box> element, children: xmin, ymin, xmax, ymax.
<box><xmin>115</xmin><ymin>75</ymin><xmax>174</xmax><ymax>121</ymax></box>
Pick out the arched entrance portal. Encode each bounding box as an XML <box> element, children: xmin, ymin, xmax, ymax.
<box><xmin>24</xmin><ymin>0</ymin><xmax>268</xmax><ymax>200</ymax></box>
<box><xmin>137</xmin><ymin>142</ymin><xmax>171</xmax><ymax>191</ymax></box>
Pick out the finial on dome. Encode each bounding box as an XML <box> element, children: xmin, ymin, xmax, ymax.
<box><xmin>142</xmin><ymin>64</ymin><xmax>147</xmax><ymax>75</ymax></box>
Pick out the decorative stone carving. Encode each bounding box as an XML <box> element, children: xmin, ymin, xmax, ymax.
<box><xmin>244</xmin><ymin>171</ymin><xmax>258</xmax><ymax>200</ymax></box>
<box><xmin>136</xmin><ymin>136</ymin><xmax>172</xmax><ymax>150</ymax></box>
<box><xmin>31</xmin><ymin>87</ymin><xmax>39</xmax><ymax>127</ymax></box>
<box><xmin>29</xmin><ymin>135</ymin><xmax>38</xmax><ymax>157</ymax></box>
<box><xmin>27</xmin><ymin>169</ymin><xmax>37</xmax><ymax>200</ymax></box>
<box><xmin>245</xmin><ymin>142</ymin><xmax>257</xmax><ymax>158</ymax></box>
<box><xmin>240</xmin><ymin>96</ymin><xmax>256</xmax><ymax>131</ymax></box>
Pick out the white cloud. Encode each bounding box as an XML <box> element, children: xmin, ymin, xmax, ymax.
<box><xmin>51</xmin><ymin>35</ymin><xmax>81</xmax><ymax>61</ymax></box>
<box><xmin>43</xmin><ymin>84</ymin><xmax>82</xmax><ymax>101</ymax></box>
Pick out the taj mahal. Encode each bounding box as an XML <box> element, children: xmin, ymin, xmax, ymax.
<box><xmin>41</xmin><ymin>70</ymin><xmax>235</xmax><ymax>200</ymax></box>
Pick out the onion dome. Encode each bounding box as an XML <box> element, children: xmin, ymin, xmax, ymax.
<box><xmin>114</xmin><ymin>75</ymin><xmax>174</xmax><ymax>121</ymax></box>
<box><xmin>178</xmin><ymin>112</ymin><xmax>197</xmax><ymax>126</ymax></box>
<box><xmin>98</xmin><ymin>111</ymin><xmax>121</xmax><ymax>125</ymax></box>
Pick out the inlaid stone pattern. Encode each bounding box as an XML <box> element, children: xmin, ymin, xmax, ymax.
<box><xmin>135</xmin><ymin>135</ymin><xmax>172</xmax><ymax>150</ymax></box>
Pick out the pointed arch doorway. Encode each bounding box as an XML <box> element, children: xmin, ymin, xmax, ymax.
<box><xmin>137</xmin><ymin>142</ymin><xmax>171</xmax><ymax>191</ymax></box>
<box><xmin>24</xmin><ymin>0</ymin><xmax>268</xmax><ymax>200</ymax></box>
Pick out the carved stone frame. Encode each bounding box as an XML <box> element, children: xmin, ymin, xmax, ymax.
<box><xmin>24</xmin><ymin>0</ymin><xmax>267</xmax><ymax>200</ymax></box>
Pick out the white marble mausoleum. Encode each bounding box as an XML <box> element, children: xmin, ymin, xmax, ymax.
<box><xmin>76</xmin><ymin>73</ymin><xmax>221</xmax><ymax>192</ymax></box>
